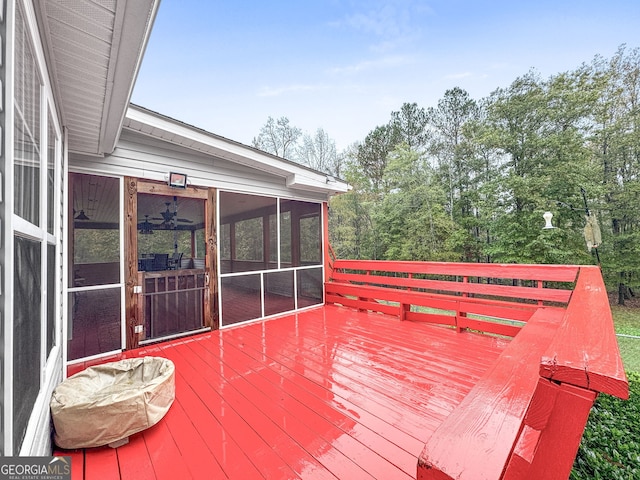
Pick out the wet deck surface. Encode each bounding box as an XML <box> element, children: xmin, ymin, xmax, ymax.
<box><xmin>57</xmin><ymin>304</ymin><xmax>510</xmax><ymax>479</ymax></box>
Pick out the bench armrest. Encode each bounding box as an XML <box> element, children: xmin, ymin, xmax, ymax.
<box><xmin>540</xmin><ymin>266</ymin><xmax>629</xmax><ymax>400</ymax></box>
<box><xmin>417</xmin><ymin>308</ymin><xmax>565</xmax><ymax>480</ymax></box>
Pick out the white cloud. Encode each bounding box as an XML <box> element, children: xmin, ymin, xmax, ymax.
<box><xmin>329</xmin><ymin>55</ymin><xmax>415</xmax><ymax>75</ymax></box>
<box><xmin>331</xmin><ymin>0</ymin><xmax>431</xmax><ymax>53</ymax></box>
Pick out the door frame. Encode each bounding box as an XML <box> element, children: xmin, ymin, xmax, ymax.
<box><xmin>124</xmin><ymin>177</ymin><xmax>218</xmax><ymax>350</ymax></box>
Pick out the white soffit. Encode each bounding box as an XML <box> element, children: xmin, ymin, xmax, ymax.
<box><xmin>36</xmin><ymin>0</ymin><xmax>159</xmax><ymax>156</ymax></box>
<box><xmin>124</xmin><ymin>105</ymin><xmax>351</xmax><ymax>195</ymax></box>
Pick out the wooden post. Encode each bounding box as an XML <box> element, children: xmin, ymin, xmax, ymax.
<box><xmin>124</xmin><ymin>177</ymin><xmax>140</xmax><ymax>350</ymax></box>
<box><xmin>502</xmin><ymin>379</ymin><xmax>596</xmax><ymax>480</ymax></box>
<box><xmin>205</xmin><ymin>187</ymin><xmax>219</xmax><ymax>329</ymax></box>
<box><xmin>537</xmin><ymin>280</ymin><xmax>544</xmax><ymax>306</ymax></box>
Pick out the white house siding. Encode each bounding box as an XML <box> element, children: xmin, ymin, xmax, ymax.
<box><xmin>70</xmin><ymin>129</ymin><xmax>331</xmax><ymax>204</ymax></box>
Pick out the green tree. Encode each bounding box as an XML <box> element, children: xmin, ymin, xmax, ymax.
<box><xmin>389</xmin><ymin>102</ymin><xmax>429</xmax><ymax>150</ymax></box>
<box><xmin>355</xmin><ymin>124</ymin><xmax>399</xmax><ymax>192</ymax></box>
<box><xmin>374</xmin><ymin>144</ymin><xmax>459</xmax><ymax>261</ymax></box>
<box><xmin>427</xmin><ymin>87</ymin><xmax>486</xmax><ymax>261</ymax></box>
<box><xmin>589</xmin><ymin>46</ymin><xmax>640</xmax><ymax>303</ymax></box>
<box><xmin>329</xmin><ymin>154</ymin><xmax>378</xmax><ymax>259</ymax></box>
<box><xmin>481</xmin><ymin>70</ymin><xmax>595</xmax><ymax>264</ymax></box>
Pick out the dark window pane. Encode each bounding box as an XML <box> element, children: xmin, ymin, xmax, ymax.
<box><xmin>221</xmin><ymin>274</ymin><xmax>262</xmax><ymax>325</ymax></box>
<box><xmin>297</xmin><ymin>268</ymin><xmax>323</xmax><ymax>308</ymax></box>
<box><xmin>280</xmin><ymin>210</ymin><xmax>291</xmax><ymax>265</ymax></box>
<box><xmin>71</xmin><ymin>174</ymin><xmax>120</xmax><ymax>286</ymax></box>
<box><xmin>68</xmin><ymin>289</ymin><xmax>121</xmax><ymax>360</ymax></box>
<box><xmin>220</xmin><ymin>223</ymin><xmax>231</xmax><ymax>272</ymax></box>
<box><xmin>269</xmin><ymin>214</ymin><xmax>277</xmax><ymax>263</ymax></box>
<box><xmin>137</xmin><ymin>194</ymin><xmax>205</xmax><ymax>272</ymax></box>
<box><xmin>264</xmin><ymin>271</ymin><xmax>295</xmax><ymax>316</ymax></box>
<box><xmin>300</xmin><ymin>213</ymin><xmax>321</xmax><ymax>265</ymax></box>
<box><xmin>235</xmin><ymin>217</ymin><xmax>263</xmax><ymax>265</ymax></box>
<box><xmin>13</xmin><ymin>236</ymin><xmax>41</xmax><ymax>452</ymax></box>
<box><xmin>281</xmin><ymin>200</ymin><xmax>322</xmax><ymax>267</ymax></box>
<box><xmin>219</xmin><ymin>192</ymin><xmax>277</xmax><ymax>272</ymax></box>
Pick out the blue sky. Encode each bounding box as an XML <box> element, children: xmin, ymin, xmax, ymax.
<box><xmin>132</xmin><ymin>0</ymin><xmax>640</xmax><ymax>151</ymax></box>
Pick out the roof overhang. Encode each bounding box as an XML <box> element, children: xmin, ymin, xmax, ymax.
<box><xmin>35</xmin><ymin>0</ymin><xmax>160</xmax><ymax>156</ymax></box>
<box><xmin>124</xmin><ymin>105</ymin><xmax>351</xmax><ymax>197</ymax></box>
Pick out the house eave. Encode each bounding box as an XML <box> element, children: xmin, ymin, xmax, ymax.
<box><xmin>124</xmin><ymin>105</ymin><xmax>351</xmax><ymax>196</ymax></box>
<box><xmin>35</xmin><ymin>0</ymin><xmax>160</xmax><ymax>157</ymax></box>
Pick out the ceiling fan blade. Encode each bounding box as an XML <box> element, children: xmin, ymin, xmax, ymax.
<box><xmin>177</xmin><ymin>218</ymin><xmax>194</xmax><ymax>223</ymax></box>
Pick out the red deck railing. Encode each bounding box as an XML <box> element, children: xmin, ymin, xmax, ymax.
<box><xmin>325</xmin><ymin>260</ymin><xmax>628</xmax><ymax>480</ymax></box>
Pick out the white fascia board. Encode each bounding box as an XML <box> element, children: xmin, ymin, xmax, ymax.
<box><xmin>285</xmin><ymin>173</ymin><xmax>350</xmax><ymax>194</ymax></box>
<box><xmin>100</xmin><ymin>0</ymin><xmax>160</xmax><ymax>154</ymax></box>
<box><xmin>126</xmin><ymin>107</ymin><xmax>292</xmax><ymax>176</ymax></box>
<box><xmin>126</xmin><ymin>106</ymin><xmax>351</xmax><ymax>195</ymax></box>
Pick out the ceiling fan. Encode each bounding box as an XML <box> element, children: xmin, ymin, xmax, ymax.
<box><xmin>151</xmin><ymin>197</ymin><xmax>193</xmax><ymax>228</ymax></box>
<box><xmin>138</xmin><ymin>215</ymin><xmax>155</xmax><ymax>235</ymax></box>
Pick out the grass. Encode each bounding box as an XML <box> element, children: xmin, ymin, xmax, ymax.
<box><xmin>571</xmin><ymin>305</ymin><xmax>640</xmax><ymax>479</ymax></box>
<box><xmin>611</xmin><ymin>305</ymin><xmax>640</xmax><ymax>374</ymax></box>
<box><xmin>611</xmin><ymin>305</ymin><xmax>640</xmax><ymax>337</ymax></box>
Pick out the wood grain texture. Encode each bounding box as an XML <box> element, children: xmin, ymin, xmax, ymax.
<box><xmin>136</xmin><ymin>179</ymin><xmax>209</xmax><ymax>199</ymax></box>
<box><xmin>124</xmin><ymin>177</ymin><xmax>140</xmax><ymax>350</ymax></box>
<box><xmin>417</xmin><ymin>308</ymin><xmax>566</xmax><ymax>480</ymax></box>
<box><xmin>204</xmin><ymin>187</ymin><xmax>218</xmax><ymax>329</ymax></box>
<box><xmin>332</xmin><ymin>271</ymin><xmax>573</xmax><ymax>303</ymax></box>
<box><xmin>540</xmin><ymin>266</ymin><xmax>629</xmax><ymax>399</ymax></box>
<box><xmin>57</xmin><ymin>305</ymin><xmax>506</xmax><ymax>479</ymax></box>
<box><xmin>333</xmin><ymin>260</ymin><xmax>580</xmax><ymax>282</ymax></box>
<box><xmin>505</xmin><ymin>382</ymin><xmax>596</xmax><ymax>480</ymax></box>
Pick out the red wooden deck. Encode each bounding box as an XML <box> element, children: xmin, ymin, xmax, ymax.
<box><xmin>57</xmin><ymin>304</ymin><xmax>510</xmax><ymax>479</ymax></box>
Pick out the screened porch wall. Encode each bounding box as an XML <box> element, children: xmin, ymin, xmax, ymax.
<box><xmin>69</xmin><ymin>121</ymin><xmax>337</xmax><ymax>331</ymax></box>
<box><xmin>219</xmin><ymin>192</ymin><xmax>323</xmax><ymax>326</ymax></box>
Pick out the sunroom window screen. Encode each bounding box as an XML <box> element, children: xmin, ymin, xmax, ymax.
<box><xmin>14</xmin><ymin>6</ymin><xmax>41</xmax><ymax>225</ymax></box>
<box><xmin>220</xmin><ymin>193</ymin><xmax>323</xmax><ymax>325</ymax></box>
<box><xmin>219</xmin><ymin>192</ymin><xmax>277</xmax><ymax>273</ymax></box>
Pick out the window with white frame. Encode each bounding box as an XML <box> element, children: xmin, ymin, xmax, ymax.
<box><xmin>11</xmin><ymin>0</ymin><xmax>62</xmax><ymax>454</ymax></box>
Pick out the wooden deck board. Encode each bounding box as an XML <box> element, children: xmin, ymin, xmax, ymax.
<box><xmin>57</xmin><ymin>304</ymin><xmax>508</xmax><ymax>479</ymax></box>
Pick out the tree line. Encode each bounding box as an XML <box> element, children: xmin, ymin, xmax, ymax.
<box><xmin>253</xmin><ymin>46</ymin><xmax>640</xmax><ymax>304</ymax></box>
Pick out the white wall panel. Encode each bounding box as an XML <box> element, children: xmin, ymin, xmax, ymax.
<box><xmin>70</xmin><ymin>129</ymin><xmax>330</xmax><ymax>203</ymax></box>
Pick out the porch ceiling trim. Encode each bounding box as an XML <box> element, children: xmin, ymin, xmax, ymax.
<box><xmin>35</xmin><ymin>0</ymin><xmax>160</xmax><ymax>156</ymax></box>
<box><xmin>124</xmin><ymin>105</ymin><xmax>351</xmax><ymax>196</ymax></box>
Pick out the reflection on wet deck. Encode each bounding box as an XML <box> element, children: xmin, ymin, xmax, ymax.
<box><xmin>58</xmin><ymin>304</ymin><xmax>509</xmax><ymax>479</ymax></box>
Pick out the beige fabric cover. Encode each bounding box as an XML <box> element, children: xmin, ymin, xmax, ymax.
<box><xmin>51</xmin><ymin>356</ymin><xmax>175</xmax><ymax>449</ymax></box>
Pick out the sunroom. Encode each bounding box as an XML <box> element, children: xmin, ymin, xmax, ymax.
<box><xmin>67</xmin><ymin>105</ymin><xmax>349</xmax><ymax>361</ymax></box>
